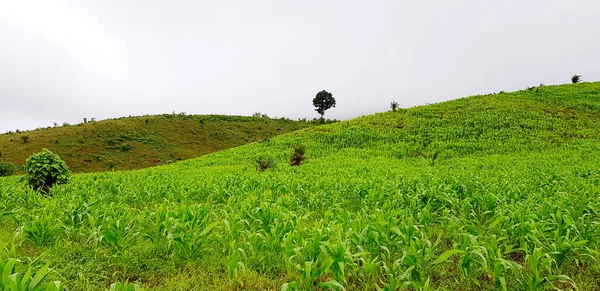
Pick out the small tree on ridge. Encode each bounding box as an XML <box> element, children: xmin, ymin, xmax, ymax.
<box><xmin>313</xmin><ymin>90</ymin><xmax>336</xmax><ymax>119</ymax></box>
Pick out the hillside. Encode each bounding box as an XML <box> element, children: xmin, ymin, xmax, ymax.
<box><xmin>0</xmin><ymin>114</ymin><xmax>315</xmax><ymax>173</ymax></box>
<box><xmin>1</xmin><ymin>82</ymin><xmax>600</xmax><ymax>290</ymax></box>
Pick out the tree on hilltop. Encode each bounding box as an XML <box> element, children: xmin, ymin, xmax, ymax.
<box><xmin>312</xmin><ymin>90</ymin><xmax>336</xmax><ymax>119</ymax></box>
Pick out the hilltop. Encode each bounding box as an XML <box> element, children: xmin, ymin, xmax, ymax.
<box><xmin>0</xmin><ymin>114</ymin><xmax>317</xmax><ymax>173</ymax></box>
<box><xmin>1</xmin><ymin>82</ymin><xmax>599</xmax><ymax>290</ymax></box>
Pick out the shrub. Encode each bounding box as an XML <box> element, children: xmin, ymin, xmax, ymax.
<box><xmin>21</xmin><ymin>135</ymin><xmax>30</xmax><ymax>143</ymax></box>
<box><xmin>256</xmin><ymin>157</ymin><xmax>275</xmax><ymax>171</ymax></box>
<box><xmin>118</xmin><ymin>144</ymin><xmax>134</xmax><ymax>151</ymax></box>
<box><xmin>0</xmin><ymin>160</ymin><xmax>16</xmax><ymax>177</ymax></box>
<box><xmin>290</xmin><ymin>145</ymin><xmax>306</xmax><ymax>166</ymax></box>
<box><xmin>571</xmin><ymin>74</ymin><xmax>581</xmax><ymax>84</ymax></box>
<box><xmin>24</xmin><ymin>149</ymin><xmax>70</xmax><ymax>194</ymax></box>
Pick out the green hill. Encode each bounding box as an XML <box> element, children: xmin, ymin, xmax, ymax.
<box><xmin>0</xmin><ymin>114</ymin><xmax>315</xmax><ymax>173</ymax></box>
<box><xmin>1</xmin><ymin>83</ymin><xmax>599</xmax><ymax>290</ymax></box>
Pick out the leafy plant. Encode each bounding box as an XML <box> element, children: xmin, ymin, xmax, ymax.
<box><xmin>21</xmin><ymin>135</ymin><xmax>30</xmax><ymax>144</ymax></box>
<box><xmin>571</xmin><ymin>74</ymin><xmax>581</xmax><ymax>84</ymax></box>
<box><xmin>23</xmin><ymin>149</ymin><xmax>70</xmax><ymax>194</ymax></box>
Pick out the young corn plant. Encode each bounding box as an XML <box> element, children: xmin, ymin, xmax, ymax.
<box><xmin>282</xmin><ymin>259</ymin><xmax>345</xmax><ymax>291</ymax></box>
<box><xmin>319</xmin><ymin>239</ymin><xmax>353</xmax><ymax>284</ymax></box>
<box><xmin>352</xmin><ymin>253</ymin><xmax>379</xmax><ymax>291</ymax></box>
<box><xmin>98</xmin><ymin>212</ymin><xmax>138</xmax><ymax>252</ymax></box>
<box><xmin>516</xmin><ymin>248</ymin><xmax>576</xmax><ymax>291</ymax></box>
<box><xmin>22</xmin><ymin>214</ymin><xmax>61</xmax><ymax>246</ymax></box>
<box><xmin>483</xmin><ymin>236</ymin><xmax>521</xmax><ymax>291</ymax></box>
<box><xmin>168</xmin><ymin>206</ymin><xmax>220</xmax><ymax>259</ymax></box>
<box><xmin>377</xmin><ymin>258</ymin><xmax>413</xmax><ymax>291</ymax></box>
<box><xmin>109</xmin><ymin>282</ymin><xmax>143</xmax><ymax>291</ymax></box>
<box><xmin>0</xmin><ymin>259</ymin><xmax>64</xmax><ymax>291</ymax></box>
<box><xmin>226</xmin><ymin>240</ymin><xmax>247</xmax><ymax>288</ymax></box>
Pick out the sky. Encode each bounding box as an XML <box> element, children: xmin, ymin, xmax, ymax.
<box><xmin>1</xmin><ymin>0</ymin><xmax>599</xmax><ymax>133</ymax></box>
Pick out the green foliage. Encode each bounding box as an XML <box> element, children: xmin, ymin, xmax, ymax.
<box><xmin>0</xmin><ymin>259</ymin><xmax>63</xmax><ymax>290</ymax></box>
<box><xmin>109</xmin><ymin>282</ymin><xmax>143</xmax><ymax>291</ymax></box>
<box><xmin>0</xmin><ymin>160</ymin><xmax>16</xmax><ymax>177</ymax></box>
<box><xmin>313</xmin><ymin>90</ymin><xmax>336</xmax><ymax>118</ymax></box>
<box><xmin>23</xmin><ymin>149</ymin><xmax>70</xmax><ymax>194</ymax></box>
<box><xmin>23</xmin><ymin>214</ymin><xmax>61</xmax><ymax>246</ymax></box>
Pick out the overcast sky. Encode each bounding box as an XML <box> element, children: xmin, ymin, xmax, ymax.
<box><xmin>1</xmin><ymin>0</ymin><xmax>599</xmax><ymax>133</ymax></box>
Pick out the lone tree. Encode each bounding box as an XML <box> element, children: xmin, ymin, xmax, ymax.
<box><xmin>312</xmin><ymin>90</ymin><xmax>336</xmax><ymax>119</ymax></box>
<box><xmin>390</xmin><ymin>101</ymin><xmax>399</xmax><ymax>112</ymax></box>
<box><xmin>571</xmin><ymin>74</ymin><xmax>582</xmax><ymax>84</ymax></box>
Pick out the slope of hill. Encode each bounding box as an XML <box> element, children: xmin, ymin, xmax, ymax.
<box><xmin>1</xmin><ymin>82</ymin><xmax>599</xmax><ymax>290</ymax></box>
<box><xmin>0</xmin><ymin>114</ymin><xmax>315</xmax><ymax>173</ymax></box>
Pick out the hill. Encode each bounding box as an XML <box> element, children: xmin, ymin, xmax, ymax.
<box><xmin>0</xmin><ymin>114</ymin><xmax>316</xmax><ymax>173</ymax></box>
<box><xmin>1</xmin><ymin>82</ymin><xmax>599</xmax><ymax>290</ymax></box>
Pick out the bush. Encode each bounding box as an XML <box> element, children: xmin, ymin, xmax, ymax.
<box><xmin>290</xmin><ymin>145</ymin><xmax>306</xmax><ymax>166</ymax></box>
<box><xmin>0</xmin><ymin>160</ymin><xmax>16</xmax><ymax>177</ymax></box>
<box><xmin>21</xmin><ymin>135</ymin><xmax>30</xmax><ymax>143</ymax></box>
<box><xmin>571</xmin><ymin>75</ymin><xmax>581</xmax><ymax>84</ymax></box>
<box><xmin>24</xmin><ymin>149</ymin><xmax>70</xmax><ymax>194</ymax></box>
<box><xmin>256</xmin><ymin>157</ymin><xmax>275</xmax><ymax>171</ymax></box>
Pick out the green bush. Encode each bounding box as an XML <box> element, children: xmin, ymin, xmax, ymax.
<box><xmin>24</xmin><ymin>149</ymin><xmax>70</xmax><ymax>194</ymax></box>
<box><xmin>0</xmin><ymin>160</ymin><xmax>16</xmax><ymax>177</ymax></box>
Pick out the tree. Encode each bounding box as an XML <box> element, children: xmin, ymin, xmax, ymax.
<box><xmin>571</xmin><ymin>74</ymin><xmax>582</xmax><ymax>84</ymax></box>
<box><xmin>312</xmin><ymin>90</ymin><xmax>336</xmax><ymax>119</ymax></box>
<box><xmin>390</xmin><ymin>101</ymin><xmax>399</xmax><ymax>112</ymax></box>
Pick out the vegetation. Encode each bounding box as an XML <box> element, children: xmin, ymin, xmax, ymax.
<box><xmin>313</xmin><ymin>90</ymin><xmax>336</xmax><ymax>119</ymax></box>
<box><xmin>390</xmin><ymin>101</ymin><xmax>399</xmax><ymax>112</ymax></box>
<box><xmin>0</xmin><ymin>114</ymin><xmax>315</xmax><ymax>174</ymax></box>
<box><xmin>289</xmin><ymin>144</ymin><xmax>306</xmax><ymax>166</ymax></box>
<box><xmin>23</xmin><ymin>149</ymin><xmax>70</xmax><ymax>194</ymax></box>
<box><xmin>256</xmin><ymin>157</ymin><xmax>275</xmax><ymax>171</ymax></box>
<box><xmin>572</xmin><ymin>74</ymin><xmax>582</xmax><ymax>84</ymax></box>
<box><xmin>0</xmin><ymin>160</ymin><xmax>16</xmax><ymax>177</ymax></box>
<box><xmin>0</xmin><ymin>82</ymin><xmax>599</xmax><ymax>290</ymax></box>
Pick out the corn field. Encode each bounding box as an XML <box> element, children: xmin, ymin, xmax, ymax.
<box><xmin>0</xmin><ymin>83</ymin><xmax>599</xmax><ymax>290</ymax></box>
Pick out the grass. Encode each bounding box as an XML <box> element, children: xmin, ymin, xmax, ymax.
<box><xmin>0</xmin><ymin>114</ymin><xmax>316</xmax><ymax>173</ymax></box>
<box><xmin>0</xmin><ymin>82</ymin><xmax>599</xmax><ymax>290</ymax></box>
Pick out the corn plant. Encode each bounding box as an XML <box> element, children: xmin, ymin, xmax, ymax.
<box><xmin>516</xmin><ymin>248</ymin><xmax>576</xmax><ymax>290</ymax></box>
<box><xmin>282</xmin><ymin>259</ymin><xmax>345</xmax><ymax>291</ymax></box>
<box><xmin>22</xmin><ymin>214</ymin><xmax>61</xmax><ymax>246</ymax></box>
<box><xmin>226</xmin><ymin>240</ymin><xmax>246</xmax><ymax>288</ymax></box>
<box><xmin>109</xmin><ymin>282</ymin><xmax>143</xmax><ymax>291</ymax></box>
<box><xmin>0</xmin><ymin>259</ymin><xmax>63</xmax><ymax>291</ymax></box>
<box><xmin>168</xmin><ymin>206</ymin><xmax>220</xmax><ymax>259</ymax></box>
